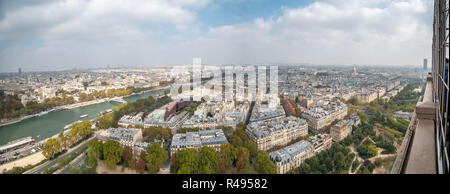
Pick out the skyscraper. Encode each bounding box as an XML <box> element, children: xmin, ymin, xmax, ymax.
<box><xmin>18</xmin><ymin>67</ymin><xmax>22</xmax><ymax>74</ymax></box>
<box><xmin>423</xmin><ymin>58</ymin><xmax>428</xmax><ymax>71</ymax></box>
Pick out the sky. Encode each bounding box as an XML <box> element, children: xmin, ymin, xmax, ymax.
<box><xmin>0</xmin><ymin>0</ymin><xmax>434</xmax><ymax>72</ymax></box>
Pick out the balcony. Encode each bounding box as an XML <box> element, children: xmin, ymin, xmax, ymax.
<box><xmin>392</xmin><ymin>73</ymin><xmax>437</xmax><ymax>174</ymax></box>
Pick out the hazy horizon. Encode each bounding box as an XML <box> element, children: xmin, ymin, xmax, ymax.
<box><xmin>0</xmin><ymin>63</ymin><xmax>427</xmax><ymax>74</ymax></box>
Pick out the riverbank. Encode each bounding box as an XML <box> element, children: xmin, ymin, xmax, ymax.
<box><xmin>0</xmin><ymin>151</ymin><xmax>45</xmax><ymax>173</ymax></box>
<box><xmin>0</xmin><ymin>86</ymin><xmax>170</xmax><ymax>146</ymax></box>
<box><xmin>0</xmin><ymin>115</ymin><xmax>36</xmax><ymax>127</ymax></box>
<box><xmin>0</xmin><ymin>117</ymin><xmax>95</xmax><ymax>173</ymax></box>
<box><xmin>0</xmin><ymin>86</ymin><xmax>170</xmax><ymax>128</ymax></box>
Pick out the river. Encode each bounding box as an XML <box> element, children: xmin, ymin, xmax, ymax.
<box><xmin>0</xmin><ymin>89</ymin><xmax>166</xmax><ymax>145</ymax></box>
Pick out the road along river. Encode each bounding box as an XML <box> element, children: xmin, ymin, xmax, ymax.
<box><xmin>0</xmin><ymin>89</ymin><xmax>166</xmax><ymax>146</ymax></box>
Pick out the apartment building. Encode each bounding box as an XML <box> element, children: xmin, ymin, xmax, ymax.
<box><xmin>330</xmin><ymin>115</ymin><xmax>360</xmax><ymax>141</ymax></box>
<box><xmin>269</xmin><ymin>140</ymin><xmax>314</xmax><ymax>174</ymax></box>
<box><xmin>301</xmin><ymin>101</ymin><xmax>347</xmax><ymax>131</ymax></box>
<box><xmin>170</xmin><ymin>129</ymin><xmax>228</xmax><ymax>156</ymax></box>
<box><xmin>246</xmin><ymin>116</ymin><xmax>308</xmax><ymax>151</ymax></box>
<box><xmin>308</xmin><ymin>133</ymin><xmax>332</xmax><ymax>154</ymax></box>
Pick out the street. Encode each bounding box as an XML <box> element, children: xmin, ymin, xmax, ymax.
<box><xmin>24</xmin><ymin>135</ymin><xmax>95</xmax><ymax>174</ymax></box>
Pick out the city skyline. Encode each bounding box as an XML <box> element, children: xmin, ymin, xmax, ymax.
<box><xmin>0</xmin><ymin>0</ymin><xmax>434</xmax><ymax>72</ymax></box>
<box><xmin>0</xmin><ymin>62</ymin><xmax>422</xmax><ymax>175</ymax></box>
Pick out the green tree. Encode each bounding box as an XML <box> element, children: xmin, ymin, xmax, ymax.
<box><xmin>97</xmin><ymin>113</ymin><xmax>114</xmax><ymax>129</ymax></box>
<box><xmin>68</xmin><ymin>120</ymin><xmax>92</xmax><ymax>145</ymax></box>
<box><xmin>220</xmin><ymin>143</ymin><xmax>237</xmax><ymax>168</ymax></box>
<box><xmin>87</xmin><ymin>139</ymin><xmax>103</xmax><ymax>168</ymax></box>
<box><xmin>333</xmin><ymin>152</ymin><xmax>346</xmax><ymax>171</ymax></box>
<box><xmin>357</xmin><ymin>112</ymin><xmax>369</xmax><ymax>123</ymax></box>
<box><xmin>239</xmin><ymin>168</ymin><xmax>253</xmax><ymax>174</ymax></box>
<box><xmin>177</xmin><ymin>149</ymin><xmax>199</xmax><ymax>174</ymax></box>
<box><xmin>375</xmin><ymin>157</ymin><xmax>383</xmax><ymax>167</ymax></box>
<box><xmin>198</xmin><ymin>147</ymin><xmax>220</xmax><ymax>174</ymax></box>
<box><xmin>103</xmin><ymin>140</ymin><xmax>123</xmax><ymax>169</ymax></box>
<box><xmin>87</xmin><ymin>153</ymin><xmax>98</xmax><ymax>168</ymax></box>
<box><xmin>58</xmin><ymin>132</ymin><xmax>68</xmax><ymax>150</ymax></box>
<box><xmin>229</xmin><ymin>135</ymin><xmax>243</xmax><ymax>147</ymax></box>
<box><xmin>6</xmin><ymin>167</ymin><xmax>26</xmax><ymax>174</ymax></box>
<box><xmin>142</xmin><ymin>126</ymin><xmax>172</xmax><ymax>142</ymax></box>
<box><xmin>254</xmin><ymin>151</ymin><xmax>276</xmax><ymax>174</ymax></box>
<box><xmin>145</xmin><ymin>143</ymin><xmax>168</xmax><ymax>174</ymax></box>
<box><xmin>243</xmin><ymin>140</ymin><xmax>258</xmax><ymax>159</ymax></box>
<box><xmin>79</xmin><ymin>93</ymin><xmax>89</xmax><ymax>102</ymax></box>
<box><xmin>42</xmin><ymin>138</ymin><xmax>61</xmax><ymax>159</ymax></box>
<box><xmin>88</xmin><ymin>139</ymin><xmax>103</xmax><ymax>160</ymax></box>
<box><xmin>367</xmin><ymin>145</ymin><xmax>378</xmax><ymax>158</ymax></box>
<box><xmin>347</xmin><ymin>97</ymin><xmax>361</xmax><ymax>106</ymax></box>
<box><xmin>299</xmin><ymin>162</ymin><xmax>311</xmax><ymax>174</ymax></box>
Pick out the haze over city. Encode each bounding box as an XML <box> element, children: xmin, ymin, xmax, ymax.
<box><xmin>0</xmin><ymin>0</ymin><xmax>434</xmax><ymax>72</ymax></box>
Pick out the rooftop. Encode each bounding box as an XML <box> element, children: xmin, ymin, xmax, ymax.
<box><xmin>171</xmin><ymin>129</ymin><xmax>228</xmax><ymax>148</ymax></box>
<box><xmin>269</xmin><ymin>140</ymin><xmax>313</xmax><ymax>164</ymax></box>
<box><xmin>247</xmin><ymin>116</ymin><xmax>307</xmax><ymax>138</ymax></box>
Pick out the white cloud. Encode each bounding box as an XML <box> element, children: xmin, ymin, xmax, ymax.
<box><xmin>0</xmin><ymin>0</ymin><xmax>205</xmax><ymax>42</ymax></box>
<box><xmin>0</xmin><ymin>0</ymin><xmax>434</xmax><ymax>71</ymax></box>
<box><xmin>187</xmin><ymin>0</ymin><xmax>433</xmax><ymax>66</ymax></box>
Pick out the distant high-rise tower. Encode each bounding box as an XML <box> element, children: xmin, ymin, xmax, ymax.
<box><xmin>423</xmin><ymin>58</ymin><xmax>428</xmax><ymax>71</ymax></box>
<box><xmin>18</xmin><ymin>67</ymin><xmax>22</xmax><ymax>74</ymax></box>
<box><xmin>352</xmin><ymin>65</ymin><xmax>358</xmax><ymax>76</ymax></box>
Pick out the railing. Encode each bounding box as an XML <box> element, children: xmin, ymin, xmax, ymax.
<box><xmin>386</xmin><ymin>0</ymin><xmax>448</xmax><ymax>174</ymax></box>
<box><xmin>391</xmin><ymin>75</ymin><xmax>437</xmax><ymax>174</ymax></box>
<box><xmin>391</xmin><ymin>99</ymin><xmax>419</xmax><ymax>174</ymax></box>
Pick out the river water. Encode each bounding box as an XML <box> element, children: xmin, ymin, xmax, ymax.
<box><xmin>0</xmin><ymin>89</ymin><xmax>166</xmax><ymax>145</ymax></box>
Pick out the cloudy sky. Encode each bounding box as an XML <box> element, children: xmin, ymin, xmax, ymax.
<box><xmin>0</xmin><ymin>0</ymin><xmax>433</xmax><ymax>72</ymax></box>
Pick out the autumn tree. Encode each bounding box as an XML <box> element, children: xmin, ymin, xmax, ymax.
<box><xmin>123</xmin><ymin>146</ymin><xmax>135</xmax><ymax>169</ymax></box>
<box><xmin>236</xmin><ymin>147</ymin><xmax>250</xmax><ymax>171</ymax></box>
<box><xmin>58</xmin><ymin>131</ymin><xmax>68</xmax><ymax>150</ymax></box>
<box><xmin>136</xmin><ymin>150</ymin><xmax>147</xmax><ymax>174</ymax></box>
<box><xmin>67</xmin><ymin>120</ymin><xmax>92</xmax><ymax>145</ymax></box>
<box><xmin>216</xmin><ymin>158</ymin><xmax>226</xmax><ymax>174</ymax></box>
<box><xmin>42</xmin><ymin>138</ymin><xmax>61</xmax><ymax>159</ymax></box>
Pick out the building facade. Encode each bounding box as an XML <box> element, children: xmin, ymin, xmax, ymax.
<box><xmin>309</xmin><ymin>133</ymin><xmax>333</xmax><ymax>154</ymax></box>
<box><xmin>330</xmin><ymin>115</ymin><xmax>360</xmax><ymax>141</ymax></box>
<box><xmin>301</xmin><ymin>101</ymin><xmax>347</xmax><ymax>131</ymax></box>
<box><xmin>170</xmin><ymin>129</ymin><xmax>228</xmax><ymax>156</ymax></box>
<box><xmin>246</xmin><ymin>116</ymin><xmax>308</xmax><ymax>151</ymax></box>
<box><xmin>269</xmin><ymin>140</ymin><xmax>314</xmax><ymax>174</ymax></box>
